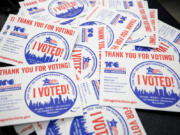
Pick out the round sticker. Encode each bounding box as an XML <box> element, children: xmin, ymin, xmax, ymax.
<box><xmin>70</xmin><ymin>105</ymin><xmax>129</xmax><ymax>135</ymax></box>
<box><xmin>117</xmin><ymin>10</ymin><xmax>142</xmax><ymax>33</ymax></box>
<box><xmin>130</xmin><ymin>61</ymin><xmax>180</xmax><ymax>108</ymax></box>
<box><xmin>25</xmin><ymin>32</ymin><xmax>69</xmax><ymax>64</ymax></box>
<box><xmin>80</xmin><ymin>21</ymin><xmax>114</xmax><ymax>48</ymax></box>
<box><xmin>25</xmin><ymin>72</ymin><xmax>77</xmax><ymax>117</ymax></box>
<box><xmin>46</xmin><ymin>119</ymin><xmax>64</xmax><ymax>135</ymax></box>
<box><xmin>72</xmin><ymin>44</ymin><xmax>97</xmax><ymax>79</ymax></box>
<box><xmin>115</xmin><ymin>10</ymin><xmax>144</xmax><ymax>44</ymax></box>
<box><xmin>48</xmin><ymin>0</ymin><xmax>84</xmax><ymax>19</ymax></box>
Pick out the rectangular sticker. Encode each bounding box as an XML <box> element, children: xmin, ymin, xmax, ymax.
<box><xmin>0</xmin><ymin>61</ymin><xmax>82</xmax><ymax>126</ymax></box>
<box><xmin>100</xmin><ymin>0</ymin><xmax>158</xmax><ymax>48</ymax></box>
<box><xmin>71</xmin><ymin>25</ymin><xmax>106</xmax><ymax>80</ymax></box>
<box><xmin>81</xmin><ymin>6</ymin><xmax>139</xmax><ymax>49</ymax></box>
<box><xmin>64</xmin><ymin>80</ymin><xmax>146</xmax><ymax>135</ymax></box>
<box><xmin>122</xmin><ymin>20</ymin><xmax>180</xmax><ymax>63</ymax></box>
<box><xmin>0</xmin><ymin>14</ymin><xmax>78</xmax><ymax>65</ymax></box>
<box><xmin>33</xmin><ymin>79</ymin><xmax>100</xmax><ymax>135</ymax></box>
<box><xmin>99</xmin><ymin>50</ymin><xmax>180</xmax><ymax>112</ymax></box>
<box><xmin>19</xmin><ymin>0</ymin><xmax>90</xmax><ymax>25</ymax></box>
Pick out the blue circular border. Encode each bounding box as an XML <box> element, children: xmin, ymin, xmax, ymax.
<box><xmin>48</xmin><ymin>0</ymin><xmax>84</xmax><ymax>19</ymax></box>
<box><xmin>75</xmin><ymin>44</ymin><xmax>97</xmax><ymax>79</ymax></box>
<box><xmin>80</xmin><ymin>104</ymin><xmax>129</xmax><ymax>135</ymax></box>
<box><xmin>25</xmin><ymin>32</ymin><xmax>69</xmax><ymax>64</ymax></box>
<box><xmin>130</xmin><ymin>61</ymin><xmax>180</xmax><ymax>108</ymax></box>
<box><xmin>115</xmin><ymin>10</ymin><xmax>145</xmax><ymax>44</ymax></box>
<box><xmin>46</xmin><ymin>119</ymin><xmax>61</xmax><ymax>135</ymax></box>
<box><xmin>117</xmin><ymin>10</ymin><xmax>142</xmax><ymax>32</ymax></box>
<box><xmin>25</xmin><ymin>72</ymin><xmax>77</xmax><ymax>117</ymax></box>
<box><xmin>80</xmin><ymin>21</ymin><xmax>114</xmax><ymax>48</ymax></box>
<box><xmin>159</xmin><ymin>37</ymin><xmax>180</xmax><ymax>62</ymax></box>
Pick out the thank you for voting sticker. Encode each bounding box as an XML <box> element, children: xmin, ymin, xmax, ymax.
<box><xmin>129</xmin><ymin>37</ymin><xmax>180</xmax><ymax>62</ymax></box>
<box><xmin>72</xmin><ymin>44</ymin><xmax>97</xmax><ymax>79</ymax></box>
<box><xmin>130</xmin><ymin>61</ymin><xmax>180</xmax><ymax>108</ymax></box>
<box><xmin>25</xmin><ymin>32</ymin><xmax>69</xmax><ymax>64</ymax></box>
<box><xmin>80</xmin><ymin>21</ymin><xmax>114</xmax><ymax>48</ymax></box>
<box><xmin>69</xmin><ymin>104</ymin><xmax>129</xmax><ymax>135</ymax></box>
<box><xmin>116</xmin><ymin>10</ymin><xmax>144</xmax><ymax>44</ymax></box>
<box><xmin>48</xmin><ymin>0</ymin><xmax>84</xmax><ymax>19</ymax></box>
<box><xmin>25</xmin><ymin>72</ymin><xmax>77</xmax><ymax>117</ymax></box>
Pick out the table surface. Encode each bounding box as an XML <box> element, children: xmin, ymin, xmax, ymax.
<box><xmin>0</xmin><ymin>0</ymin><xmax>180</xmax><ymax>135</ymax></box>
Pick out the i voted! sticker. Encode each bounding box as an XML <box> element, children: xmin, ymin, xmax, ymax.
<box><xmin>130</xmin><ymin>61</ymin><xmax>180</xmax><ymax>108</ymax></box>
<box><xmin>25</xmin><ymin>72</ymin><xmax>77</xmax><ymax>117</ymax></box>
<box><xmin>25</xmin><ymin>32</ymin><xmax>69</xmax><ymax>64</ymax></box>
<box><xmin>48</xmin><ymin>0</ymin><xmax>84</xmax><ymax>19</ymax></box>
<box><xmin>72</xmin><ymin>44</ymin><xmax>97</xmax><ymax>79</ymax></box>
<box><xmin>70</xmin><ymin>105</ymin><xmax>129</xmax><ymax>135</ymax></box>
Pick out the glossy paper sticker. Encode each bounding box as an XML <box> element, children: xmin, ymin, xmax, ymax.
<box><xmin>122</xmin><ymin>20</ymin><xmax>180</xmax><ymax>62</ymax></box>
<box><xmin>100</xmin><ymin>50</ymin><xmax>180</xmax><ymax>112</ymax></box>
<box><xmin>33</xmin><ymin>79</ymin><xmax>100</xmax><ymax>135</ymax></box>
<box><xmin>71</xmin><ymin>25</ymin><xmax>106</xmax><ymax>80</ymax></box>
<box><xmin>80</xmin><ymin>6</ymin><xmax>138</xmax><ymax>49</ymax></box>
<box><xmin>64</xmin><ymin>80</ymin><xmax>146</xmax><ymax>135</ymax></box>
<box><xmin>0</xmin><ymin>61</ymin><xmax>82</xmax><ymax>126</ymax></box>
<box><xmin>19</xmin><ymin>0</ymin><xmax>90</xmax><ymax>25</ymax></box>
<box><xmin>126</xmin><ymin>0</ymin><xmax>157</xmax><ymax>48</ymax></box>
<box><xmin>0</xmin><ymin>15</ymin><xmax>77</xmax><ymax>65</ymax></box>
<box><xmin>100</xmin><ymin>0</ymin><xmax>157</xmax><ymax>48</ymax></box>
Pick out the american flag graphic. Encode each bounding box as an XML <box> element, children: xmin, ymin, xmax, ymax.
<box><xmin>83</xmin><ymin>57</ymin><xmax>91</xmax><ymax>69</ymax></box>
<box><xmin>49</xmin><ymin>79</ymin><xmax>58</xmax><ymax>84</ymax></box>
<box><xmin>153</xmin><ymin>69</ymin><xmax>162</xmax><ymax>74</ymax></box>
<box><xmin>45</xmin><ymin>37</ymin><xmax>57</xmax><ymax>45</ymax></box>
<box><xmin>155</xmin><ymin>42</ymin><xmax>169</xmax><ymax>52</ymax></box>
<box><xmin>111</xmin><ymin>14</ymin><xmax>121</xmax><ymax>25</ymax></box>
<box><xmin>50</xmin><ymin>39</ymin><xmax>57</xmax><ymax>44</ymax></box>
<box><xmin>43</xmin><ymin>78</ymin><xmax>58</xmax><ymax>86</ymax></box>
<box><xmin>147</xmin><ymin>67</ymin><xmax>162</xmax><ymax>75</ymax></box>
<box><xmin>82</xmin><ymin>28</ymin><xmax>88</xmax><ymax>42</ymax></box>
<box><xmin>108</xmin><ymin>119</ymin><xmax>118</xmax><ymax>135</ymax></box>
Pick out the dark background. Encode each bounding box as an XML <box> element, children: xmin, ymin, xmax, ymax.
<box><xmin>0</xmin><ymin>0</ymin><xmax>180</xmax><ymax>135</ymax></box>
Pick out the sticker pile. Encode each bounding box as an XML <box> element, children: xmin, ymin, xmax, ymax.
<box><xmin>0</xmin><ymin>0</ymin><xmax>179</xmax><ymax>135</ymax></box>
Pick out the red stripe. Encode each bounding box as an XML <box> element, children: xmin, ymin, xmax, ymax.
<box><xmin>84</xmin><ymin>62</ymin><xmax>88</xmax><ymax>69</ymax></box>
<box><xmin>85</xmin><ymin>29</ymin><xmax>88</xmax><ymax>42</ymax></box>
<box><xmin>155</xmin><ymin>48</ymin><xmax>165</xmax><ymax>52</ymax></box>
<box><xmin>160</xmin><ymin>42</ymin><xmax>169</xmax><ymax>48</ymax></box>
<box><xmin>113</xmin><ymin>16</ymin><xmax>121</xmax><ymax>25</ymax></box>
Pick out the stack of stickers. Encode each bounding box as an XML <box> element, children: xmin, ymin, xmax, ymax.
<box><xmin>0</xmin><ymin>0</ymin><xmax>179</xmax><ymax>135</ymax></box>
